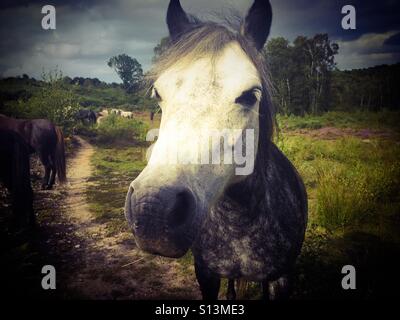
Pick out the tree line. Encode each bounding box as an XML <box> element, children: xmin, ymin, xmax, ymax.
<box><xmin>264</xmin><ymin>34</ymin><xmax>338</xmax><ymax>115</ymax></box>
<box><xmin>2</xmin><ymin>33</ymin><xmax>399</xmax><ymax>117</ymax></box>
<box><xmin>264</xmin><ymin>34</ymin><xmax>400</xmax><ymax>115</ymax></box>
<box><xmin>331</xmin><ymin>64</ymin><xmax>400</xmax><ymax>112</ymax></box>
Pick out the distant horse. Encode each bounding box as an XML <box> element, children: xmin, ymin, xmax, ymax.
<box><xmin>110</xmin><ymin>108</ymin><xmax>121</xmax><ymax>116</ymax></box>
<box><xmin>76</xmin><ymin>109</ymin><xmax>97</xmax><ymax>125</ymax></box>
<box><xmin>120</xmin><ymin>111</ymin><xmax>133</xmax><ymax>119</ymax></box>
<box><xmin>96</xmin><ymin>109</ymin><xmax>109</xmax><ymax>124</ymax></box>
<box><xmin>0</xmin><ymin>129</ymin><xmax>34</xmax><ymax>226</ymax></box>
<box><xmin>99</xmin><ymin>109</ymin><xmax>109</xmax><ymax>117</ymax></box>
<box><xmin>0</xmin><ymin>114</ymin><xmax>66</xmax><ymax>190</ymax></box>
<box><xmin>125</xmin><ymin>0</ymin><xmax>307</xmax><ymax>300</ymax></box>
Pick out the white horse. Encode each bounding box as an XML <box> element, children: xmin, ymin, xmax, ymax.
<box><xmin>120</xmin><ymin>111</ymin><xmax>133</xmax><ymax>119</ymax></box>
<box><xmin>110</xmin><ymin>108</ymin><xmax>121</xmax><ymax>116</ymax></box>
<box><xmin>96</xmin><ymin>109</ymin><xmax>109</xmax><ymax>124</ymax></box>
<box><xmin>125</xmin><ymin>0</ymin><xmax>307</xmax><ymax>300</ymax></box>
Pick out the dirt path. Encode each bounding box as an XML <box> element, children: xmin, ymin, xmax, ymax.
<box><xmin>60</xmin><ymin>136</ymin><xmax>200</xmax><ymax>299</ymax></box>
<box><xmin>66</xmin><ymin>136</ymin><xmax>94</xmax><ymax>223</ymax></box>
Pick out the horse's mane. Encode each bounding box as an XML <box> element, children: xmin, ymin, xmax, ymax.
<box><xmin>147</xmin><ymin>15</ymin><xmax>276</xmax><ymax>142</ymax></box>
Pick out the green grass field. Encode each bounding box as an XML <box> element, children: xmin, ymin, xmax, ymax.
<box><xmin>83</xmin><ymin>111</ymin><xmax>400</xmax><ymax>299</ymax></box>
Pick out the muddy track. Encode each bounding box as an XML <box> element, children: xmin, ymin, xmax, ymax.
<box><xmin>57</xmin><ymin>136</ymin><xmax>200</xmax><ymax>299</ymax></box>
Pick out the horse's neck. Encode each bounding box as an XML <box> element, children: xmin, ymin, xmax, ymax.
<box><xmin>210</xmin><ymin>148</ymin><xmax>268</xmax><ymax>226</ymax></box>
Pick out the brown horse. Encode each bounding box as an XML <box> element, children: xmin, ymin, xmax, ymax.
<box><xmin>0</xmin><ymin>114</ymin><xmax>66</xmax><ymax>190</ymax></box>
<box><xmin>0</xmin><ymin>129</ymin><xmax>34</xmax><ymax>226</ymax></box>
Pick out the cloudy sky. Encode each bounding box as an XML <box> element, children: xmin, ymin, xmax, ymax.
<box><xmin>0</xmin><ymin>0</ymin><xmax>399</xmax><ymax>83</ymax></box>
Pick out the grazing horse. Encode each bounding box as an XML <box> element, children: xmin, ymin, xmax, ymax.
<box><xmin>110</xmin><ymin>108</ymin><xmax>121</xmax><ymax>116</ymax></box>
<box><xmin>124</xmin><ymin>0</ymin><xmax>307</xmax><ymax>300</ymax></box>
<box><xmin>0</xmin><ymin>114</ymin><xmax>66</xmax><ymax>190</ymax></box>
<box><xmin>0</xmin><ymin>129</ymin><xmax>34</xmax><ymax>226</ymax></box>
<box><xmin>96</xmin><ymin>109</ymin><xmax>109</xmax><ymax>124</ymax></box>
<box><xmin>76</xmin><ymin>109</ymin><xmax>97</xmax><ymax>125</ymax></box>
<box><xmin>99</xmin><ymin>109</ymin><xmax>109</xmax><ymax>117</ymax></box>
<box><xmin>120</xmin><ymin>111</ymin><xmax>133</xmax><ymax>119</ymax></box>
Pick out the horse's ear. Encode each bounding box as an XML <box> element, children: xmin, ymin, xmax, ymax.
<box><xmin>167</xmin><ymin>0</ymin><xmax>191</xmax><ymax>41</ymax></box>
<box><xmin>241</xmin><ymin>0</ymin><xmax>272</xmax><ymax>51</ymax></box>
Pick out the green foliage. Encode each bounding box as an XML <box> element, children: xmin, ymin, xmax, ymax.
<box><xmin>107</xmin><ymin>54</ymin><xmax>143</xmax><ymax>92</ymax></box>
<box><xmin>72</xmin><ymin>84</ymin><xmax>141</xmax><ymax>109</ymax></box>
<box><xmin>152</xmin><ymin>37</ymin><xmax>171</xmax><ymax>63</ymax></box>
<box><xmin>2</xmin><ymin>68</ymin><xmax>80</xmax><ymax>135</ymax></box>
<box><xmin>94</xmin><ymin>113</ymin><xmax>148</xmax><ymax>145</ymax></box>
<box><xmin>331</xmin><ymin>64</ymin><xmax>400</xmax><ymax>112</ymax></box>
<box><xmin>86</xmin><ymin>146</ymin><xmax>146</xmax><ymax>234</ymax></box>
<box><xmin>265</xmin><ymin>34</ymin><xmax>338</xmax><ymax>115</ymax></box>
<box><xmin>277</xmin><ymin>110</ymin><xmax>400</xmax><ymax>131</ymax></box>
<box><xmin>316</xmin><ymin>155</ymin><xmax>400</xmax><ymax>229</ymax></box>
<box><xmin>265</xmin><ymin>34</ymin><xmax>399</xmax><ymax>115</ymax></box>
<box><xmin>0</xmin><ymin>75</ymin><xmax>154</xmax><ymax>114</ymax></box>
<box><xmin>277</xmin><ymin>132</ymin><xmax>400</xmax><ymax>231</ymax></box>
<box><xmin>82</xmin><ymin>111</ymin><xmax>400</xmax><ymax>298</ymax></box>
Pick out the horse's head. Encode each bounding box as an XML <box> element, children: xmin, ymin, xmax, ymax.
<box><xmin>125</xmin><ymin>0</ymin><xmax>273</xmax><ymax>258</ymax></box>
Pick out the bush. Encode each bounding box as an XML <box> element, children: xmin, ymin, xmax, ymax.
<box><xmin>94</xmin><ymin>114</ymin><xmax>148</xmax><ymax>145</ymax></box>
<box><xmin>6</xmin><ymin>68</ymin><xmax>81</xmax><ymax>135</ymax></box>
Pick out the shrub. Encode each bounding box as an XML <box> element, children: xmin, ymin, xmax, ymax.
<box><xmin>94</xmin><ymin>114</ymin><xmax>148</xmax><ymax>145</ymax></box>
<box><xmin>12</xmin><ymin>68</ymin><xmax>81</xmax><ymax>135</ymax></box>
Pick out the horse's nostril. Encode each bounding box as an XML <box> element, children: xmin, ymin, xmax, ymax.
<box><xmin>167</xmin><ymin>190</ymin><xmax>195</xmax><ymax>228</ymax></box>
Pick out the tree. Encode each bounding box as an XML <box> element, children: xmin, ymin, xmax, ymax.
<box><xmin>331</xmin><ymin>63</ymin><xmax>400</xmax><ymax>112</ymax></box>
<box><xmin>24</xmin><ymin>68</ymin><xmax>80</xmax><ymax>134</ymax></box>
<box><xmin>298</xmin><ymin>34</ymin><xmax>339</xmax><ymax>114</ymax></box>
<box><xmin>265</xmin><ymin>37</ymin><xmax>294</xmax><ymax>115</ymax></box>
<box><xmin>152</xmin><ymin>37</ymin><xmax>171</xmax><ymax>63</ymax></box>
<box><xmin>265</xmin><ymin>34</ymin><xmax>338</xmax><ymax>115</ymax></box>
<box><xmin>107</xmin><ymin>54</ymin><xmax>143</xmax><ymax>92</ymax></box>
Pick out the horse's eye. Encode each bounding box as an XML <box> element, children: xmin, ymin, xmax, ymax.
<box><xmin>235</xmin><ymin>88</ymin><xmax>260</xmax><ymax>107</ymax></box>
<box><xmin>151</xmin><ymin>87</ymin><xmax>162</xmax><ymax>102</ymax></box>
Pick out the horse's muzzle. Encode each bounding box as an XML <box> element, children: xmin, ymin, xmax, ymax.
<box><xmin>124</xmin><ymin>184</ymin><xmax>198</xmax><ymax>258</ymax></box>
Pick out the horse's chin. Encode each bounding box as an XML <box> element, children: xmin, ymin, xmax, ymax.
<box><xmin>134</xmin><ymin>236</ymin><xmax>191</xmax><ymax>259</ymax></box>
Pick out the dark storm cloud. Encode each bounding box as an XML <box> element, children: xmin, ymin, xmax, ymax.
<box><xmin>0</xmin><ymin>0</ymin><xmax>399</xmax><ymax>81</ymax></box>
<box><xmin>269</xmin><ymin>0</ymin><xmax>400</xmax><ymax>40</ymax></box>
<box><xmin>0</xmin><ymin>0</ymin><xmax>169</xmax><ymax>81</ymax></box>
<box><xmin>384</xmin><ymin>32</ymin><xmax>400</xmax><ymax>46</ymax></box>
<box><xmin>344</xmin><ymin>0</ymin><xmax>400</xmax><ymax>38</ymax></box>
<box><xmin>0</xmin><ymin>0</ymin><xmax>105</xmax><ymax>10</ymax></box>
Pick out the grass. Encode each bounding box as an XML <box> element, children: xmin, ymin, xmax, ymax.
<box><xmin>86</xmin><ymin>145</ymin><xmax>147</xmax><ymax>235</ymax></box>
<box><xmin>278</xmin><ymin>110</ymin><xmax>400</xmax><ymax>131</ymax></box>
<box><xmin>83</xmin><ymin>110</ymin><xmax>400</xmax><ymax>299</ymax></box>
<box><xmin>276</xmin><ymin>135</ymin><xmax>400</xmax><ymax>232</ymax></box>
<box><xmin>3</xmin><ymin>73</ymin><xmax>398</xmax><ymax>298</ymax></box>
<box><xmin>76</xmin><ymin>113</ymin><xmax>149</xmax><ymax>146</ymax></box>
